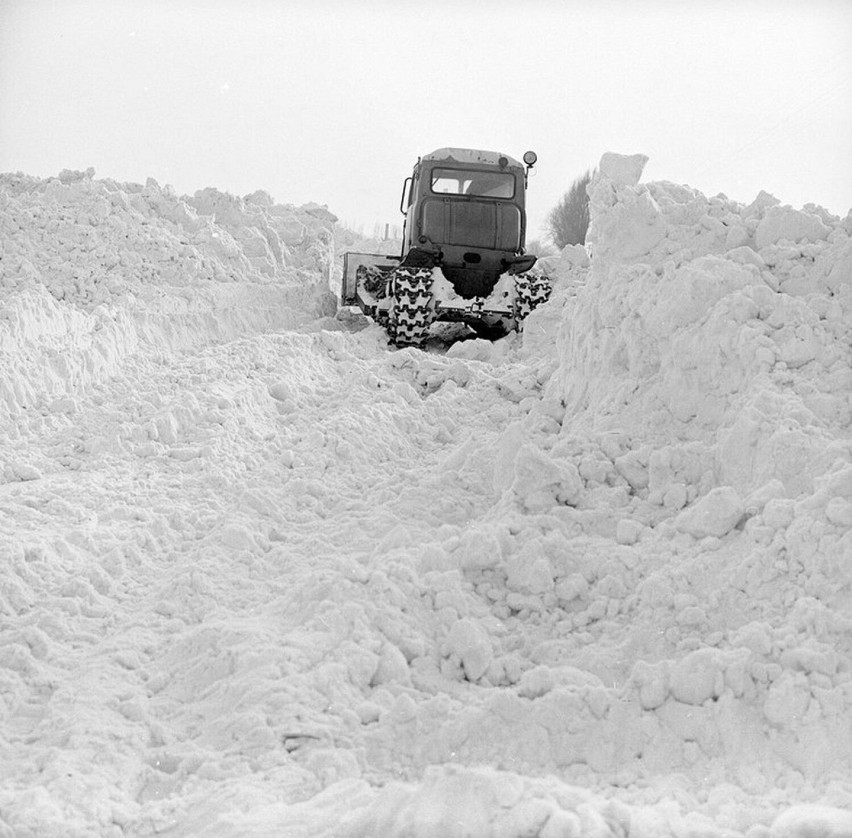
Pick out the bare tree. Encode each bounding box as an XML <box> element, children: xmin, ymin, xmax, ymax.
<box><xmin>546</xmin><ymin>169</ymin><xmax>594</xmax><ymax>248</ymax></box>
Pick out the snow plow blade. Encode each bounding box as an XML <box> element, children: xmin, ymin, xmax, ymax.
<box><xmin>341</xmin><ymin>251</ymin><xmax>399</xmax><ymax>319</ymax></box>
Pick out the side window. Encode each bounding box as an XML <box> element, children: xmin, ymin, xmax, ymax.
<box><xmin>409</xmin><ymin>166</ymin><xmax>419</xmax><ymax>206</ymax></box>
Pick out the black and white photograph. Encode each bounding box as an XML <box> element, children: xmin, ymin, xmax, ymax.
<box><xmin>1</xmin><ymin>1</ymin><xmax>850</xmax><ymax>835</ymax></box>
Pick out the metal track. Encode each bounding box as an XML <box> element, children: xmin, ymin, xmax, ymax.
<box><xmin>514</xmin><ymin>271</ymin><xmax>552</xmax><ymax>321</ymax></box>
<box><xmin>388</xmin><ymin>267</ymin><xmax>435</xmax><ymax>346</ymax></box>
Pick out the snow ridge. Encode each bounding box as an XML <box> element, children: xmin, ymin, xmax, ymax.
<box><xmin>0</xmin><ymin>168</ymin><xmax>336</xmax><ymax>424</ymax></box>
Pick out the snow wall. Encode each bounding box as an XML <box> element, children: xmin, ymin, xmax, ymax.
<box><xmin>349</xmin><ymin>154</ymin><xmax>852</xmax><ymax>835</ymax></box>
<box><xmin>416</xmin><ymin>152</ymin><xmax>850</xmax><ymax>832</ymax></box>
<box><xmin>323</xmin><ymin>154</ymin><xmax>852</xmax><ymax>835</ymax></box>
<box><xmin>0</xmin><ymin>168</ymin><xmax>337</xmax><ymax>425</ymax></box>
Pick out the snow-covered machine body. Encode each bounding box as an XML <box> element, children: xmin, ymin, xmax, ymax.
<box><xmin>341</xmin><ymin>147</ymin><xmax>551</xmax><ymax>345</ymax></box>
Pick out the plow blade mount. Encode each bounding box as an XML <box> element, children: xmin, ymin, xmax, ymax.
<box><xmin>341</xmin><ymin>251</ymin><xmax>399</xmax><ymax>314</ymax></box>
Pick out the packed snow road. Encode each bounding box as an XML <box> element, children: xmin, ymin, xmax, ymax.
<box><xmin>2</xmin><ymin>159</ymin><xmax>851</xmax><ymax>837</ymax></box>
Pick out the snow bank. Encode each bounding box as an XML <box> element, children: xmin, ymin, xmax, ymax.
<box><xmin>552</xmin><ymin>154</ymin><xmax>850</xmax><ymax>507</ymax></box>
<box><xmin>0</xmin><ymin>168</ymin><xmax>336</xmax><ymax>423</ymax></box>
<box><xmin>350</xmin><ymin>157</ymin><xmax>851</xmax><ymax>834</ymax></box>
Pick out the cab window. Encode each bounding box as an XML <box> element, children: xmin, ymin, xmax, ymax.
<box><xmin>430</xmin><ymin>168</ymin><xmax>515</xmax><ymax>199</ymax></box>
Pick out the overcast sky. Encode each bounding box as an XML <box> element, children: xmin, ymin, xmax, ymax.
<box><xmin>2</xmin><ymin>0</ymin><xmax>850</xmax><ymax>240</ymax></box>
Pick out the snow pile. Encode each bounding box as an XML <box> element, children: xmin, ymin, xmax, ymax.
<box><xmin>186</xmin><ymin>187</ymin><xmax>336</xmax><ymax>282</ymax></box>
<box><xmin>546</xmin><ymin>151</ymin><xmax>851</xmax><ymax>506</ymax></box>
<box><xmin>347</xmin><ymin>156</ymin><xmax>851</xmax><ymax>835</ymax></box>
<box><xmin>0</xmin><ymin>157</ymin><xmax>850</xmax><ymax>838</ymax></box>
<box><xmin>550</xmin><ymin>152</ymin><xmax>851</xmax><ymax>467</ymax></box>
<box><xmin>0</xmin><ymin>169</ymin><xmax>336</xmax><ymax>423</ymax></box>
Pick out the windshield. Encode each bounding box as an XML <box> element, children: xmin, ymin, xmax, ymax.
<box><xmin>430</xmin><ymin>168</ymin><xmax>515</xmax><ymax>199</ymax></box>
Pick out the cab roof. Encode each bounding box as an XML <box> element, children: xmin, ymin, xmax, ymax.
<box><xmin>421</xmin><ymin>148</ymin><xmax>525</xmax><ymax>169</ymax></box>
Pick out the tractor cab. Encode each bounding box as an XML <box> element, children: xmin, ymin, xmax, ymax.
<box><xmin>340</xmin><ymin>146</ymin><xmax>550</xmax><ymax>346</ymax></box>
<box><xmin>400</xmin><ymin>148</ymin><xmax>537</xmax><ymax>298</ymax></box>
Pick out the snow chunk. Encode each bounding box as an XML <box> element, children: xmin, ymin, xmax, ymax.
<box><xmin>517</xmin><ymin>665</ymin><xmax>556</xmax><ymax>699</ymax></box>
<box><xmin>510</xmin><ymin>444</ymin><xmax>583</xmax><ymax>511</ymax></box>
<box><xmin>267</xmin><ymin>380</ymin><xmax>292</xmax><ymax>401</ymax></box>
<box><xmin>770</xmin><ymin>804</ymin><xmax>852</xmax><ymax>837</ymax></box>
<box><xmin>669</xmin><ymin>648</ymin><xmax>723</xmax><ymax>706</ymax></box>
<box><xmin>599</xmin><ymin>152</ymin><xmax>649</xmax><ymax>187</ymax></box>
<box><xmin>447</xmin><ymin>618</ymin><xmax>493</xmax><ymax>682</ymax></box>
<box><xmin>744</xmin><ymin>189</ymin><xmax>781</xmax><ymax>218</ymax></box>
<box><xmin>6</xmin><ymin>462</ymin><xmax>43</xmax><ymax>481</ymax></box>
<box><xmin>755</xmin><ymin>205</ymin><xmax>831</xmax><ymax>249</ymax></box>
<box><xmin>763</xmin><ymin>498</ymin><xmax>795</xmax><ymax>531</ymax></box>
<box><xmin>455</xmin><ymin>527</ymin><xmax>502</xmax><ymax>571</ymax></box>
<box><xmin>615</xmin><ymin>518</ymin><xmax>644</xmax><ymax>545</ymax></box>
<box><xmin>560</xmin><ymin>243</ymin><xmax>591</xmax><ymax>268</ymax></box>
<box><xmin>373</xmin><ymin>642</ymin><xmax>411</xmax><ymax>688</ymax></box>
<box><xmin>218</xmin><ymin>524</ymin><xmax>256</xmax><ymax>552</ymax></box>
<box><xmin>506</xmin><ymin>543</ymin><xmax>555</xmax><ymax>595</ymax></box>
<box><xmin>631</xmin><ymin>661</ymin><xmax>668</xmax><ymax>710</ymax></box>
<box><xmin>586</xmin><ymin>164</ymin><xmax>667</xmax><ymax>262</ymax></box>
<box><xmin>825</xmin><ymin>497</ymin><xmax>852</xmax><ymax>528</ymax></box>
<box><xmin>674</xmin><ymin>486</ymin><xmax>744</xmax><ymax>538</ymax></box>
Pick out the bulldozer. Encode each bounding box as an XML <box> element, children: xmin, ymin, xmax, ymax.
<box><xmin>340</xmin><ymin>147</ymin><xmax>552</xmax><ymax>345</ymax></box>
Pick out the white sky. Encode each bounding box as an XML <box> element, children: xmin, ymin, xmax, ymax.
<box><xmin>1</xmin><ymin>0</ymin><xmax>851</xmax><ymax>240</ymax></box>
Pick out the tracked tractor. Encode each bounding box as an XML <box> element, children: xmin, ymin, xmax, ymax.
<box><xmin>340</xmin><ymin>147</ymin><xmax>552</xmax><ymax>345</ymax></box>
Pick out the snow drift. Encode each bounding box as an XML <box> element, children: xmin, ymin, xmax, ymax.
<box><xmin>0</xmin><ymin>159</ymin><xmax>850</xmax><ymax>838</ymax></box>
<box><xmin>0</xmin><ymin>168</ymin><xmax>336</xmax><ymax>424</ymax></box>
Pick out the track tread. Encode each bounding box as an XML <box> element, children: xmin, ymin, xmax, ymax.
<box><xmin>388</xmin><ymin>267</ymin><xmax>434</xmax><ymax>346</ymax></box>
<box><xmin>514</xmin><ymin>270</ymin><xmax>553</xmax><ymax>322</ymax></box>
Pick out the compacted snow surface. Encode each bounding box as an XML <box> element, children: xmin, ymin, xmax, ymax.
<box><xmin>1</xmin><ymin>158</ymin><xmax>850</xmax><ymax>837</ymax></box>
